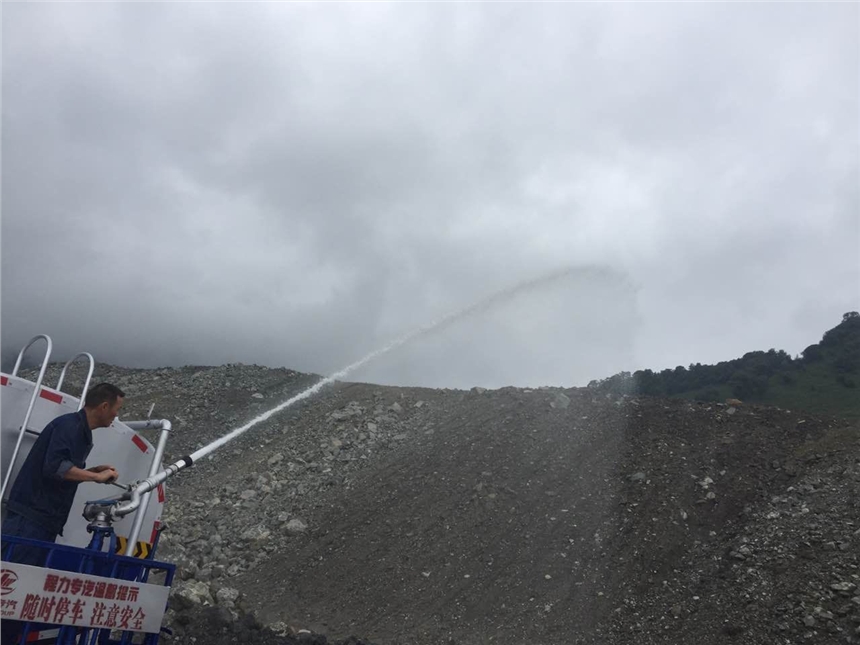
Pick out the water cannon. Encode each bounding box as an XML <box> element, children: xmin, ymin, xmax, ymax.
<box><xmin>80</xmin><ymin>455</ymin><xmax>194</xmax><ymax>541</ymax></box>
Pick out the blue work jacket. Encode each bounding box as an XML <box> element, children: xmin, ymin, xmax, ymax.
<box><xmin>6</xmin><ymin>410</ymin><xmax>93</xmax><ymax>536</ymax></box>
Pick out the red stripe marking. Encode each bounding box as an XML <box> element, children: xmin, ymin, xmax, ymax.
<box><xmin>1</xmin><ymin>376</ymin><xmax>8</xmax><ymax>386</ymax></box>
<box><xmin>40</xmin><ymin>389</ymin><xmax>63</xmax><ymax>404</ymax></box>
<box><xmin>131</xmin><ymin>435</ymin><xmax>147</xmax><ymax>452</ymax></box>
<box><xmin>157</xmin><ymin>484</ymin><xmax>165</xmax><ymax>503</ymax></box>
<box><xmin>150</xmin><ymin>520</ymin><xmax>161</xmax><ymax>545</ymax></box>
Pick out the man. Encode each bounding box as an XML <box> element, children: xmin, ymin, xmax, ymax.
<box><xmin>3</xmin><ymin>382</ymin><xmax>125</xmax><ymax>557</ymax></box>
<box><xmin>1</xmin><ymin>383</ymin><xmax>124</xmax><ymax>644</ymax></box>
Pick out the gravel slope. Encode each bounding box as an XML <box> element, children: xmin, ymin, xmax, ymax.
<box><xmin>19</xmin><ymin>363</ymin><xmax>860</xmax><ymax>644</ymax></box>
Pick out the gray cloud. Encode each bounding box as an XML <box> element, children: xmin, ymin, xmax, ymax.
<box><xmin>2</xmin><ymin>3</ymin><xmax>857</xmax><ymax>389</ymax></box>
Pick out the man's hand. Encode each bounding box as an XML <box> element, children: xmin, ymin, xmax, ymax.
<box><xmin>87</xmin><ymin>465</ymin><xmax>119</xmax><ymax>484</ymax></box>
<box><xmin>93</xmin><ymin>468</ymin><xmax>119</xmax><ymax>483</ymax></box>
<box><xmin>63</xmin><ymin>466</ymin><xmax>120</xmax><ymax>483</ymax></box>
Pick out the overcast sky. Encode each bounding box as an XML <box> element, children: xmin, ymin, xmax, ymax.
<box><xmin>2</xmin><ymin>3</ymin><xmax>857</xmax><ymax>390</ymax></box>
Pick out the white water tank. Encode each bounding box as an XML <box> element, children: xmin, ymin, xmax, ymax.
<box><xmin>1</xmin><ymin>373</ymin><xmax>165</xmax><ymax>552</ymax></box>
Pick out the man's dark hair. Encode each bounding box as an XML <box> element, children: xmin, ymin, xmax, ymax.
<box><xmin>84</xmin><ymin>383</ymin><xmax>125</xmax><ymax>408</ymax></box>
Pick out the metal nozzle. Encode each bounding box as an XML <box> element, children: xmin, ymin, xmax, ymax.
<box><xmin>83</xmin><ymin>500</ymin><xmax>118</xmax><ymax>528</ymax></box>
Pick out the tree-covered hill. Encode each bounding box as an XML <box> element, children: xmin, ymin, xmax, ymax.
<box><xmin>588</xmin><ymin>311</ymin><xmax>860</xmax><ymax>417</ymax></box>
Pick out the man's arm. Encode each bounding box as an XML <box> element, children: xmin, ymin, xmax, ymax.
<box><xmin>41</xmin><ymin>417</ymin><xmax>120</xmax><ymax>484</ymax></box>
<box><xmin>41</xmin><ymin>419</ymin><xmax>78</xmax><ymax>481</ymax></box>
<box><xmin>41</xmin><ymin>417</ymin><xmax>113</xmax><ymax>482</ymax></box>
<box><xmin>62</xmin><ymin>466</ymin><xmax>118</xmax><ymax>483</ymax></box>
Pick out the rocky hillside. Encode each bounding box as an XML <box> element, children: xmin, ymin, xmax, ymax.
<box><xmin>18</xmin><ymin>362</ymin><xmax>860</xmax><ymax>644</ymax></box>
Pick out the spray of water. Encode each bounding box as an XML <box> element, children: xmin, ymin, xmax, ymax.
<box><xmin>189</xmin><ymin>265</ymin><xmax>590</xmax><ymax>463</ymax></box>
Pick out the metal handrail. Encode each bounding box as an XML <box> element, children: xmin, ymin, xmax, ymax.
<box><xmin>2</xmin><ymin>335</ymin><xmax>53</xmax><ymax>499</ymax></box>
<box><xmin>122</xmin><ymin>420</ymin><xmax>172</xmax><ymax>555</ymax></box>
<box><xmin>56</xmin><ymin>352</ymin><xmax>95</xmax><ymax>410</ymax></box>
<box><xmin>11</xmin><ymin>334</ymin><xmax>52</xmax><ymax>377</ymax></box>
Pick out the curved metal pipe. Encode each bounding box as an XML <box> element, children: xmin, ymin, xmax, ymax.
<box><xmin>11</xmin><ymin>334</ymin><xmax>52</xmax><ymax>377</ymax></box>
<box><xmin>123</xmin><ymin>420</ymin><xmax>171</xmax><ymax>555</ymax></box>
<box><xmin>111</xmin><ymin>454</ymin><xmax>193</xmax><ymax>519</ymax></box>
<box><xmin>56</xmin><ymin>352</ymin><xmax>95</xmax><ymax>410</ymax></box>
<box><xmin>2</xmin><ymin>335</ymin><xmax>53</xmax><ymax>499</ymax></box>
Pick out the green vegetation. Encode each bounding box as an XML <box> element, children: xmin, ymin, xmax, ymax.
<box><xmin>588</xmin><ymin>312</ymin><xmax>860</xmax><ymax>418</ymax></box>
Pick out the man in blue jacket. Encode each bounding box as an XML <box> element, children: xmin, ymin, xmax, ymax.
<box><xmin>3</xmin><ymin>382</ymin><xmax>125</xmax><ymax>561</ymax></box>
